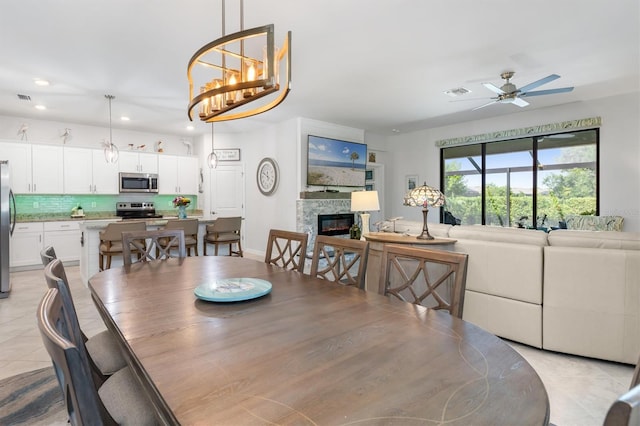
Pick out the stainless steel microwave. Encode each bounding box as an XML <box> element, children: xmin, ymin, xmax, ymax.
<box><xmin>119</xmin><ymin>172</ymin><xmax>159</xmax><ymax>193</ymax></box>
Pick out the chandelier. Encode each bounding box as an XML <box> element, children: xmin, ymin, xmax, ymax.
<box><xmin>187</xmin><ymin>0</ymin><xmax>292</xmax><ymax>123</ymax></box>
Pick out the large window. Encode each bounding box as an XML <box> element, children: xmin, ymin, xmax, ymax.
<box><xmin>441</xmin><ymin>129</ymin><xmax>598</xmax><ymax>229</ymax></box>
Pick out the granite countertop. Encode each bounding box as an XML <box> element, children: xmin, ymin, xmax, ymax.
<box><xmin>16</xmin><ymin>210</ymin><xmax>207</xmax><ymax>223</ymax></box>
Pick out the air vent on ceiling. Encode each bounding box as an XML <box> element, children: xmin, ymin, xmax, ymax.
<box><xmin>17</xmin><ymin>94</ymin><xmax>32</xmax><ymax>101</ymax></box>
<box><xmin>444</xmin><ymin>87</ymin><xmax>471</xmax><ymax>97</ymax></box>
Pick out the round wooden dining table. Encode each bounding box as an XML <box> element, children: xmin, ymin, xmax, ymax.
<box><xmin>89</xmin><ymin>256</ymin><xmax>549</xmax><ymax>425</ymax></box>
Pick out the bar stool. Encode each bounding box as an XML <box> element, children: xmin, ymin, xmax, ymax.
<box><xmin>203</xmin><ymin>217</ymin><xmax>243</xmax><ymax>256</ymax></box>
<box><xmin>98</xmin><ymin>221</ymin><xmax>147</xmax><ymax>270</ymax></box>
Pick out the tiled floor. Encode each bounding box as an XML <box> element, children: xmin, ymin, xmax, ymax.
<box><xmin>1</xmin><ymin>262</ymin><xmax>633</xmax><ymax>426</ymax></box>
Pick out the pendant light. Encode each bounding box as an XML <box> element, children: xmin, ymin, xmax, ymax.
<box><xmin>103</xmin><ymin>95</ymin><xmax>119</xmax><ymax>164</ymax></box>
<box><xmin>207</xmin><ymin>123</ymin><xmax>218</xmax><ymax>168</ymax></box>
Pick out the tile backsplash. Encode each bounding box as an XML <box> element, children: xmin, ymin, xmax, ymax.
<box><xmin>14</xmin><ymin>194</ymin><xmax>198</xmax><ymax>216</ymax></box>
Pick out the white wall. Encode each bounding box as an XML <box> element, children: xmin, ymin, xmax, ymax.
<box><xmin>386</xmin><ymin>92</ymin><xmax>640</xmax><ymax>232</ymax></box>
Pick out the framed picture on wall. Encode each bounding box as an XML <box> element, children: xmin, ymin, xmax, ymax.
<box><xmin>406</xmin><ymin>175</ymin><xmax>418</xmax><ymax>191</ymax></box>
<box><xmin>214</xmin><ymin>148</ymin><xmax>241</xmax><ymax>161</ymax></box>
<box><xmin>365</xmin><ymin>169</ymin><xmax>374</xmax><ymax>181</ymax></box>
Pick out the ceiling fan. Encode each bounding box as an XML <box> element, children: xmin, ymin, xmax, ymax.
<box><xmin>473</xmin><ymin>71</ymin><xmax>574</xmax><ymax>110</ymax></box>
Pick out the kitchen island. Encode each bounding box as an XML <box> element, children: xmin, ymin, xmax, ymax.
<box><xmin>78</xmin><ymin>217</ymin><xmax>215</xmax><ymax>286</ymax></box>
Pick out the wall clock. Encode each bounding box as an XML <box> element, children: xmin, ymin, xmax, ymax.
<box><xmin>256</xmin><ymin>157</ymin><xmax>279</xmax><ymax>196</ymax></box>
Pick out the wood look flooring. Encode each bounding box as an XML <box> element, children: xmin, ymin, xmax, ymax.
<box><xmin>0</xmin><ymin>258</ymin><xmax>633</xmax><ymax>426</ymax></box>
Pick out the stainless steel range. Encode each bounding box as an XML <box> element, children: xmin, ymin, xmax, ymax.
<box><xmin>116</xmin><ymin>202</ymin><xmax>163</xmax><ymax>220</ymax></box>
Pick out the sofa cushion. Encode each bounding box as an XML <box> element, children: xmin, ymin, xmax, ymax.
<box><xmin>448</xmin><ymin>225</ymin><xmax>549</xmax><ymax>246</ymax></box>
<box><xmin>548</xmin><ymin>229</ymin><xmax>640</xmax><ymax>250</ymax></box>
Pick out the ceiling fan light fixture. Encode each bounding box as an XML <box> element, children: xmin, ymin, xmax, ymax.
<box><xmin>187</xmin><ymin>0</ymin><xmax>292</xmax><ymax>123</ymax></box>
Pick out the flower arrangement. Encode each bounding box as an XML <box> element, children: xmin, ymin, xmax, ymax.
<box><xmin>173</xmin><ymin>196</ymin><xmax>191</xmax><ymax>207</ymax></box>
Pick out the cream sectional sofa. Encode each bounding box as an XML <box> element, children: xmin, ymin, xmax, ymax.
<box><xmin>377</xmin><ymin>220</ymin><xmax>640</xmax><ymax>364</ymax></box>
<box><xmin>544</xmin><ymin>230</ymin><xmax>640</xmax><ymax>364</ymax></box>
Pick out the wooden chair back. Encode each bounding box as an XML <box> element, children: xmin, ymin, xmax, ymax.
<box><xmin>37</xmin><ymin>288</ymin><xmax>114</xmax><ymax>425</ymax></box>
<box><xmin>121</xmin><ymin>229</ymin><xmax>186</xmax><ymax>265</ymax></box>
<box><xmin>310</xmin><ymin>235</ymin><xmax>369</xmax><ymax>289</ymax></box>
<box><xmin>40</xmin><ymin>245</ymin><xmax>57</xmax><ymax>267</ymax></box>
<box><xmin>604</xmin><ymin>385</ymin><xmax>640</xmax><ymax>426</ymax></box>
<box><xmin>264</xmin><ymin>229</ymin><xmax>308</xmax><ymax>272</ymax></box>
<box><xmin>378</xmin><ymin>244</ymin><xmax>468</xmax><ymax>318</ymax></box>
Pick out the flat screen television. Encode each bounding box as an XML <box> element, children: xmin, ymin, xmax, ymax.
<box><xmin>306</xmin><ymin>135</ymin><xmax>367</xmax><ymax>187</ymax></box>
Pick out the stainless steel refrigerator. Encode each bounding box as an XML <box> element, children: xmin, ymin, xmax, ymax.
<box><xmin>1</xmin><ymin>160</ymin><xmax>16</xmax><ymax>298</ymax></box>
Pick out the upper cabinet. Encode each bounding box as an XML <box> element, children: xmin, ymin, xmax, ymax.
<box><xmin>1</xmin><ymin>142</ymin><xmax>31</xmax><ymax>193</ymax></box>
<box><xmin>1</xmin><ymin>142</ymin><xmax>63</xmax><ymax>194</ymax></box>
<box><xmin>63</xmin><ymin>147</ymin><xmax>119</xmax><ymax>194</ymax></box>
<box><xmin>158</xmin><ymin>155</ymin><xmax>199</xmax><ymax>195</ymax></box>
<box><xmin>119</xmin><ymin>151</ymin><xmax>158</xmax><ymax>173</ymax></box>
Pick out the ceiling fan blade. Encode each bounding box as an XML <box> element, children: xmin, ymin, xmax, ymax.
<box><xmin>518</xmin><ymin>74</ymin><xmax>560</xmax><ymax>93</ymax></box>
<box><xmin>472</xmin><ymin>100</ymin><xmax>498</xmax><ymax>111</ymax></box>
<box><xmin>482</xmin><ymin>82</ymin><xmax>505</xmax><ymax>95</ymax></box>
<box><xmin>520</xmin><ymin>87</ymin><xmax>574</xmax><ymax>97</ymax></box>
<box><xmin>511</xmin><ymin>97</ymin><xmax>530</xmax><ymax>107</ymax></box>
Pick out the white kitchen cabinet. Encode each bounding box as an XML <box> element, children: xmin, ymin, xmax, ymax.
<box><xmin>0</xmin><ymin>141</ymin><xmax>63</xmax><ymax>194</ymax></box>
<box><xmin>43</xmin><ymin>221</ymin><xmax>81</xmax><ymax>262</ymax></box>
<box><xmin>31</xmin><ymin>145</ymin><xmax>64</xmax><ymax>193</ymax></box>
<box><xmin>0</xmin><ymin>141</ymin><xmax>32</xmax><ymax>193</ymax></box>
<box><xmin>64</xmin><ymin>147</ymin><xmax>119</xmax><ymax>194</ymax></box>
<box><xmin>158</xmin><ymin>155</ymin><xmax>198</xmax><ymax>195</ymax></box>
<box><xmin>10</xmin><ymin>222</ymin><xmax>43</xmax><ymax>267</ymax></box>
<box><xmin>119</xmin><ymin>151</ymin><xmax>158</xmax><ymax>173</ymax></box>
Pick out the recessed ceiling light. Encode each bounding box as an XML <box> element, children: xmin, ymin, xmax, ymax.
<box><xmin>34</xmin><ymin>104</ymin><xmax>46</xmax><ymax>110</ymax></box>
<box><xmin>120</xmin><ymin>116</ymin><xmax>130</xmax><ymax>121</ymax></box>
<box><xmin>186</xmin><ymin>125</ymin><xmax>194</xmax><ymax>131</ymax></box>
<box><xmin>34</xmin><ymin>78</ymin><xmax>50</xmax><ymax>86</ymax></box>
<box><xmin>391</xmin><ymin>129</ymin><xmax>400</xmax><ymax>133</ymax></box>
<box><xmin>444</xmin><ymin>87</ymin><xmax>471</xmax><ymax>97</ymax></box>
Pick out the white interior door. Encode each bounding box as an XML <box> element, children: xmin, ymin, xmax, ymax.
<box><xmin>210</xmin><ymin>164</ymin><xmax>244</xmax><ymax>218</ymax></box>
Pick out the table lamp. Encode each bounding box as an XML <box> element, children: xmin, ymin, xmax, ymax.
<box><xmin>351</xmin><ymin>190</ymin><xmax>380</xmax><ymax>237</ymax></box>
<box><xmin>403</xmin><ymin>183</ymin><xmax>446</xmax><ymax>240</ymax></box>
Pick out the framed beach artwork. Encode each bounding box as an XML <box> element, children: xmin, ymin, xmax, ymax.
<box><xmin>406</xmin><ymin>175</ymin><xmax>418</xmax><ymax>191</ymax></box>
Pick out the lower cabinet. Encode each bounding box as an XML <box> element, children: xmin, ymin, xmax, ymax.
<box><xmin>10</xmin><ymin>222</ymin><xmax>44</xmax><ymax>267</ymax></box>
<box><xmin>43</xmin><ymin>222</ymin><xmax>81</xmax><ymax>263</ymax></box>
<box><xmin>10</xmin><ymin>221</ymin><xmax>81</xmax><ymax>268</ymax></box>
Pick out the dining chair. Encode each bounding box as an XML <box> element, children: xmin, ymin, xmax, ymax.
<box><xmin>163</xmin><ymin>218</ymin><xmax>199</xmax><ymax>256</ymax></box>
<box><xmin>604</xmin><ymin>385</ymin><xmax>640</xmax><ymax>426</ymax></box>
<box><xmin>264</xmin><ymin>229</ymin><xmax>309</xmax><ymax>272</ymax></box>
<box><xmin>378</xmin><ymin>244</ymin><xmax>469</xmax><ymax>318</ymax></box>
<box><xmin>42</xmin><ymin>256</ymin><xmax>126</xmax><ymax>384</ymax></box>
<box><xmin>310</xmin><ymin>235</ymin><xmax>369</xmax><ymax>289</ymax></box>
<box><xmin>37</xmin><ymin>288</ymin><xmax>157</xmax><ymax>426</ymax></box>
<box><xmin>203</xmin><ymin>216</ymin><xmax>243</xmax><ymax>256</ymax></box>
<box><xmin>99</xmin><ymin>221</ymin><xmax>147</xmax><ymax>270</ymax></box>
<box><xmin>121</xmin><ymin>229</ymin><xmax>186</xmax><ymax>265</ymax></box>
<box><xmin>40</xmin><ymin>245</ymin><xmax>57</xmax><ymax>266</ymax></box>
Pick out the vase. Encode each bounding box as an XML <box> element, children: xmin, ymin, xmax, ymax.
<box><xmin>178</xmin><ymin>205</ymin><xmax>187</xmax><ymax>219</ymax></box>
